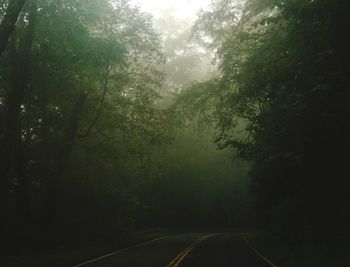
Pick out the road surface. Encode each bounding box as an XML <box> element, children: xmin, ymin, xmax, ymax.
<box><xmin>73</xmin><ymin>233</ymin><xmax>275</xmax><ymax>267</ymax></box>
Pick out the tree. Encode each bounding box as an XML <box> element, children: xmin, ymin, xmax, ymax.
<box><xmin>193</xmin><ymin>0</ymin><xmax>350</xmax><ymax>240</ymax></box>
<box><xmin>0</xmin><ymin>0</ymin><xmax>172</xmax><ymax>245</ymax></box>
<box><xmin>0</xmin><ymin>0</ymin><xmax>26</xmax><ymax>55</ymax></box>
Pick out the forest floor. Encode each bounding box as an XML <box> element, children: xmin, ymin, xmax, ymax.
<box><xmin>248</xmin><ymin>231</ymin><xmax>350</xmax><ymax>267</ymax></box>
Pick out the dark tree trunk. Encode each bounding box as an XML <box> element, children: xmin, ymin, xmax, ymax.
<box><xmin>0</xmin><ymin>0</ymin><xmax>26</xmax><ymax>55</ymax></box>
<box><xmin>0</xmin><ymin>0</ymin><xmax>36</xmax><ymax>224</ymax></box>
<box><xmin>45</xmin><ymin>91</ymin><xmax>88</xmax><ymax>227</ymax></box>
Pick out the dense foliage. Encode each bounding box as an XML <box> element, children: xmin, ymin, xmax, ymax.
<box><xmin>1</xmin><ymin>0</ymin><xmax>349</xmax><ymax>263</ymax></box>
<box><xmin>0</xmin><ymin>1</ymin><xmax>252</xmax><ymax>257</ymax></box>
<box><xmin>0</xmin><ymin>0</ymin><xmax>171</xmax><ymax>247</ymax></box>
<box><xmin>192</xmin><ymin>0</ymin><xmax>350</xmax><ymax>241</ymax></box>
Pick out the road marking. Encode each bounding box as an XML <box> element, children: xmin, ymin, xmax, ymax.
<box><xmin>245</xmin><ymin>238</ymin><xmax>277</xmax><ymax>267</ymax></box>
<box><xmin>166</xmin><ymin>234</ymin><xmax>215</xmax><ymax>267</ymax></box>
<box><xmin>72</xmin><ymin>236</ymin><xmax>168</xmax><ymax>267</ymax></box>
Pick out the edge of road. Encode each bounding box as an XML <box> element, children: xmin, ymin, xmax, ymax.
<box><xmin>244</xmin><ymin>237</ymin><xmax>277</xmax><ymax>267</ymax></box>
<box><xmin>71</xmin><ymin>236</ymin><xmax>169</xmax><ymax>267</ymax></box>
<box><xmin>67</xmin><ymin>232</ymin><xmax>277</xmax><ymax>267</ymax></box>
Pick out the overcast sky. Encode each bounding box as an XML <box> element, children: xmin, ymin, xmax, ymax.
<box><xmin>130</xmin><ymin>0</ymin><xmax>211</xmax><ymax>21</ymax></box>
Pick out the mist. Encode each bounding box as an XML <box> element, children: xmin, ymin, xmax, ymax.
<box><xmin>1</xmin><ymin>0</ymin><xmax>349</xmax><ymax>266</ymax></box>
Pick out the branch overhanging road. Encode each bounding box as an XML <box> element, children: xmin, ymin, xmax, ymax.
<box><xmin>72</xmin><ymin>233</ymin><xmax>276</xmax><ymax>267</ymax></box>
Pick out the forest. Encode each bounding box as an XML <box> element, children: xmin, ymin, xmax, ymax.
<box><xmin>0</xmin><ymin>0</ymin><xmax>349</xmax><ymax>266</ymax></box>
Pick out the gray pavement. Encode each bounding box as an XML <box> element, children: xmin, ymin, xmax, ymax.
<box><xmin>73</xmin><ymin>233</ymin><xmax>274</xmax><ymax>267</ymax></box>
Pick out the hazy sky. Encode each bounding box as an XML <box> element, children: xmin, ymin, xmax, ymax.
<box><xmin>130</xmin><ymin>0</ymin><xmax>211</xmax><ymax>21</ymax></box>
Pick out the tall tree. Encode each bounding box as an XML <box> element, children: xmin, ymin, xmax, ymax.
<box><xmin>0</xmin><ymin>0</ymin><xmax>174</xmax><ymax>246</ymax></box>
<box><xmin>0</xmin><ymin>0</ymin><xmax>36</xmax><ymax>212</ymax></box>
<box><xmin>0</xmin><ymin>0</ymin><xmax>26</xmax><ymax>55</ymax></box>
<box><xmin>192</xmin><ymin>0</ymin><xmax>350</xmax><ymax>240</ymax></box>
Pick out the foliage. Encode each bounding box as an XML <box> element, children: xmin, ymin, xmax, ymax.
<box><xmin>0</xmin><ymin>0</ymin><xmax>171</xmax><ymax>247</ymax></box>
<box><xmin>193</xmin><ymin>0</ymin><xmax>350</xmax><ymax>241</ymax></box>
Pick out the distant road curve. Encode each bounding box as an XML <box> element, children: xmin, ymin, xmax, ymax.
<box><xmin>72</xmin><ymin>233</ymin><xmax>276</xmax><ymax>267</ymax></box>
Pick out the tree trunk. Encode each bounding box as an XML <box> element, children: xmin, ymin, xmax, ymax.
<box><xmin>0</xmin><ymin>0</ymin><xmax>26</xmax><ymax>55</ymax></box>
<box><xmin>0</xmin><ymin>0</ymin><xmax>36</xmax><ymax>222</ymax></box>
<box><xmin>45</xmin><ymin>91</ymin><xmax>88</xmax><ymax>227</ymax></box>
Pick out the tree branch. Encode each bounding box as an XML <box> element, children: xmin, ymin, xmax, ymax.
<box><xmin>78</xmin><ymin>62</ymin><xmax>111</xmax><ymax>138</ymax></box>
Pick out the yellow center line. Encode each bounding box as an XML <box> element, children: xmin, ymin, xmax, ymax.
<box><xmin>166</xmin><ymin>234</ymin><xmax>216</xmax><ymax>267</ymax></box>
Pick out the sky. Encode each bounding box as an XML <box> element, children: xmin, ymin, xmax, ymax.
<box><xmin>130</xmin><ymin>0</ymin><xmax>211</xmax><ymax>21</ymax></box>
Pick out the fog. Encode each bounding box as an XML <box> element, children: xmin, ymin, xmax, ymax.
<box><xmin>1</xmin><ymin>0</ymin><xmax>349</xmax><ymax>266</ymax></box>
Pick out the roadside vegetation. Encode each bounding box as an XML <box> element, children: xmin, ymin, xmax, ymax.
<box><xmin>189</xmin><ymin>0</ymin><xmax>350</xmax><ymax>265</ymax></box>
<box><xmin>1</xmin><ymin>0</ymin><xmax>349</xmax><ymax>266</ymax></box>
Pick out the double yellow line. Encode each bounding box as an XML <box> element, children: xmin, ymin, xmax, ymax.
<box><xmin>166</xmin><ymin>234</ymin><xmax>215</xmax><ymax>267</ymax></box>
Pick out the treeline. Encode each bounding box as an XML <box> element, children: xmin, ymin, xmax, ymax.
<box><xmin>0</xmin><ymin>0</ymin><xmax>172</xmax><ymax>248</ymax></box>
<box><xmin>185</xmin><ymin>0</ymin><xmax>350</xmax><ymax>242</ymax></box>
<box><xmin>3</xmin><ymin>0</ymin><xmax>347</xmax><ymax>256</ymax></box>
<box><xmin>0</xmin><ymin>0</ymin><xmax>253</xmax><ymax>254</ymax></box>
<box><xmin>145</xmin><ymin>125</ymin><xmax>254</xmax><ymax>229</ymax></box>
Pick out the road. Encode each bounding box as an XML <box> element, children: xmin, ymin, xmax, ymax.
<box><xmin>73</xmin><ymin>233</ymin><xmax>275</xmax><ymax>267</ymax></box>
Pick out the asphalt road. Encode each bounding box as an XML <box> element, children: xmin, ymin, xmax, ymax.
<box><xmin>73</xmin><ymin>233</ymin><xmax>274</xmax><ymax>267</ymax></box>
